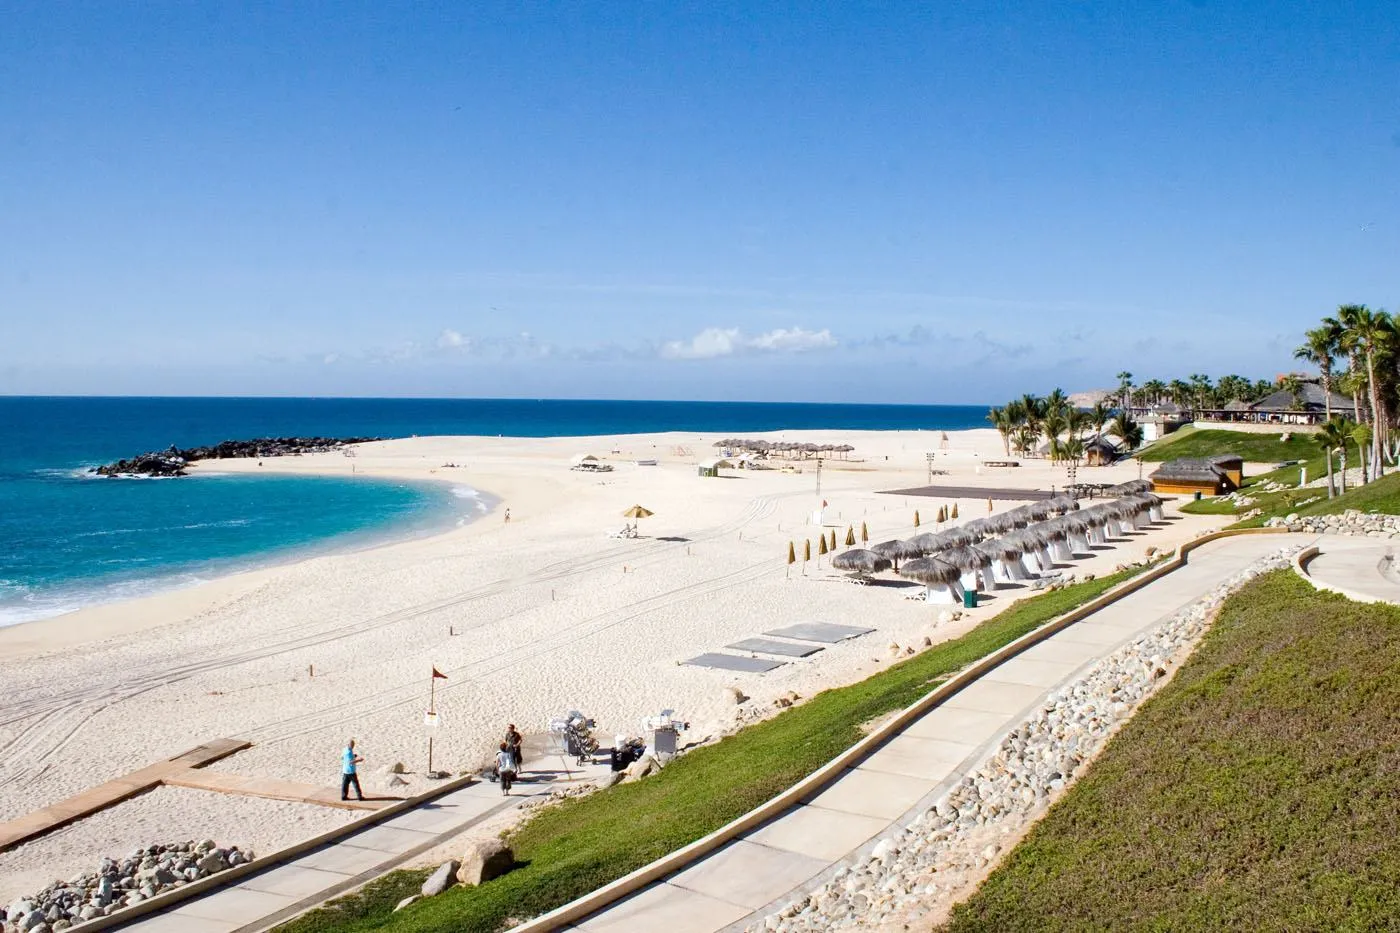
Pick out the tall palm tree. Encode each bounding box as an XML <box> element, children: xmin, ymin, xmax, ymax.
<box><xmin>1141</xmin><ymin>379</ymin><xmax>1167</xmax><ymax>406</ymax></box>
<box><xmin>1343</xmin><ymin>306</ymin><xmax>1393</xmax><ymax>476</ymax></box>
<box><xmin>1330</xmin><ymin>306</ymin><xmax>1367</xmax><ymax>422</ymax></box>
<box><xmin>1315</xmin><ymin>418</ymin><xmax>1347</xmax><ymax>498</ymax></box>
<box><xmin>1295</xmin><ymin>322</ymin><xmax>1341</xmax><ymax>422</ymax></box>
<box><xmin>1089</xmin><ymin>400</ymin><xmax>1113</xmax><ymax>436</ymax></box>
<box><xmin>1168</xmin><ymin>379</ymin><xmax>1192</xmax><ymax>409</ymax></box>
<box><xmin>1116</xmin><ymin>371</ymin><xmax>1133</xmax><ymax>411</ymax></box>
<box><xmin>987</xmin><ymin>406</ymin><xmax>1014</xmax><ymax>456</ymax></box>
<box><xmin>1019</xmin><ymin>394</ymin><xmax>1047</xmax><ymax>451</ymax></box>
<box><xmin>1042</xmin><ymin>411</ymin><xmax>1069</xmax><ymax>460</ymax></box>
<box><xmin>1351</xmin><ymin>421</ymin><xmax>1372</xmax><ymax>485</ymax></box>
<box><xmin>1188</xmin><ymin>373</ymin><xmax>1213</xmax><ymax>412</ymax></box>
<box><xmin>1044</xmin><ymin>388</ymin><xmax>1071</xmax><ymax>419</ymax></box>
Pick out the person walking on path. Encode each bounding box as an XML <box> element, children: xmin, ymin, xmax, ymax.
<box><xmin>503</xmin><ymin>507</ymin><xmax>511</xmax><ymax>524</ymax></box>
<box><xmin>341</xmin><ymin>739</ymin><xmax>365</xmax><ymax>801</ymax></box>
<box><xmin>505</xmin><ymin>723</ymin><xmax>524</xmax><ymax>770</ymax></box>
<box><xmin>496</xmin><ymin>742</ymin><xmax>518</xmax><ymax>795</ymax></box>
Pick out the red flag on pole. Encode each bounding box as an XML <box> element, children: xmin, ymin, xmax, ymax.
<box><xmin>431</xmin><ymin>667</ymin><xmax>447</xmax><ymax>680</ymax></box>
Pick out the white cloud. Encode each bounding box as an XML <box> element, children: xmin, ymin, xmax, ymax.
<box><xmin>436</xmin><ymin>329</ymin><xmax>468</xmax><ymax>349</ymax></box>
<box><xmin>660</xmin><ymin>326</ymin><xmax>836</xmax><ymax>360</ymax></box>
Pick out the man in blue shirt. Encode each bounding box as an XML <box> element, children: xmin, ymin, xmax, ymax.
<box><xmin>341</xmin><ymin>739</ymin><xmax>365</xmax><ymax>801</ymax></box>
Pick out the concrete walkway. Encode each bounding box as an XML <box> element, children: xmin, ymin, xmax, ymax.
<box><xmin>115</xmin><ymin>760</ymin><xmax>610</xmax><ymax>933</ymax></box>
<box><xmin>564</xmin><ymin>533</ymin><xmax>1307</xmax><ymax>933</ymax></box>
<box><xmin>1300</xmin><ymin>535</ymin><xmax>1400</xmax><ymax>604</ymax></box>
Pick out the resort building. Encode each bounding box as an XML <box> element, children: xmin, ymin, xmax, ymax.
<box><xmin>1148</xmin><ymin>455</ymin><xmax>1242</xmax><ymax>497</ymax></box>
<box><xmin>1195</xmin><ymin>380</ymin><xmax>1354</xmax><ymax>427</ymax></box>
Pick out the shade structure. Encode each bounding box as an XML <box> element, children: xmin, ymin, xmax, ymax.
<box><xmin>1106</xmin><ymin>479</ymin><xmax>1153</xmax><ymax>497</ymax></box>
<box><xmin>899</xmin><ymin>557</ymin><xmax>965</xmax><ymax>604</ymax></box>
<box><xmin>978</xmin><ymin>538</ymin><xmax>1028</xmax><ymax>583</ymax></box>
<box><xmin>934</xmin><ymin>526</ymin><xmax>980</xmax><ymax>548</ymax></box>
<box><xmin>622</xmin><ymin>505</ymin><xmax>654</xmax><ymax>519</ymax></box>
<box><xmin>1046</xmin><ymin>494</ymin><xmax>1079</xmax><ymax>515</ymax></box>
<box><xmin>898</xmin><ymin>557</ymin><xmax>962</xmax><ymax>584</ymax></box>
<box><xmin>872</xmin><ymin>539</ymin><xmax>923</xmax><ymax>565</ymax></box>
<box><xmin>1000</xmin><ymin>508</ymin><xmax>1033</xmax><ymax>530</ymax></box>
<box><xmin>982</xmin><ymin>511</ymin><xmax>1023</xmax><ymax>535</ymax></box>
<box><xmin>908</xmin><ymin>532</ymin><xmax>947</xmax><ymax>555</ymax></box>
<box><xmin>1004</xmin><ymin>526</ymin><xmax>1053</xmax><ymax>575</ymax></box>
<box><xmin>937</xmin><ymin>545</ymin><xmax>998</xmax><ymax>593</ymax></box>
<box><xmin>1023</xmin><ymin>501</ymin><xmax>1055</xmax><ymax>521</ymax></box>
<box><xmin>831</xmin><ymin>548</ymin><xmax>892</xmax><ymax>576</ymax></box>
<box><xmin>959</xmin><ymin>517</ymin><xmax>995</xmax><ymax>540</ymax></box>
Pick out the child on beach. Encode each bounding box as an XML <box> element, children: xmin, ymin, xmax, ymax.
<box><xmin>496</xmin><ymin>742</ymin><xmax>518</xmax><ymax>795</ymax></box>
<box><xmin>341</xmin><ymin>739</ymin><xmax>365</xmax><ymax>801</ymax></box>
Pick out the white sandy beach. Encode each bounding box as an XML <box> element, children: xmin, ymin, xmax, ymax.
<box><xmin>0</xmin><ymin>428</ymin><xmax>1225</xmax><ymax>901</ymax></box>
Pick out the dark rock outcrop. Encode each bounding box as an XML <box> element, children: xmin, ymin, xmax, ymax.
<box><xmin>92</xmin><ymin>437</ymin><xmax>380</xmax><ymax>478</ymax></box>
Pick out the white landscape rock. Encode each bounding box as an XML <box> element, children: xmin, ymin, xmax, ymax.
<box><xmin>749</xmin><ymin>547</ymin><xmax>1300</xmax><ymax>932</ymax></box>
<box><xmin>0</xmin><ymin>842</ymin><xmax>253</xmax><ymax>932</ymax></box>
<box><xmin>1268</xmin><ymin>508</ymin><xmax>1400</xmax><ymax>538</ymax></box>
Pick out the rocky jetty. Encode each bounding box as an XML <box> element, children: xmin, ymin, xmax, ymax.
<box><xmin>1267</xmin><ymin>508</ymin><xmax>1400</xmax><ymax>537</ymax></box>
<box><xmin>750</xmin><ymin>547</ymin><xmax>1299</xmax><ymax>932</ymax></box>
<box><xmin>2</xmin><ymin>841</ymin><xmax>252</xmax><ymax>931</ymax></box>
<box><xmin>91</xmin><ymin>437</ymin><xmax>379</xmax><ymax>478</ymax></box>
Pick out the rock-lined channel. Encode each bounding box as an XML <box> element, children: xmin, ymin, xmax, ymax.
<box><xmin>750</xmin><ymin>547</ymin><xmax>1300</xmax><ymax>932</ymax></box>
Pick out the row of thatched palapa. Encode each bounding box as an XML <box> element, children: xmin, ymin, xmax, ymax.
<box><xmin>832</xmin><ymin>480</ymin><xmax>1160</xmax><ymax>599</ymax></box>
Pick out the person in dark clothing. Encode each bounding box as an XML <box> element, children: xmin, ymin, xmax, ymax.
<box><xmin>505</xmin><ymin>724</ymin><xmax>524</xmax><ymax>770</ymax></box>
<box><xmin>341</xmin><ymin>739</ymin><xmax>365</xmax><ymax>801</ymax></box>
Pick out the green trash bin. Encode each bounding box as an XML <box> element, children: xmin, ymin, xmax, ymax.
<box><xmin>963</xmin><ymin>589</ymin><xmax>978</xmax><ymax>609</ymax></box>
<box><xmin>1194</xmin><ymin>491</ymin><xmax>1203</xmax><ymax>501</ymax></box>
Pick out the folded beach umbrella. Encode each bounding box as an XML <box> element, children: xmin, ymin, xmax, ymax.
<box><xmin>832</xmin><ymin>548</ymin><xmax>892</xmax><ymax>575</ymax></box>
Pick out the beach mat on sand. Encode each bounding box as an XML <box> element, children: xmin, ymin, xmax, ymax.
<box><xmin>682</xmin><ymin>653</ymin><xmax>786</xmax><ymax>673</ymax></box>
<box><xmin>726</xmin><ymin>637</ymin><xmax>824</xmax><ymax>658</ymax></box>
<box><xmin>763</xmin><ymin>622</ymin><xmax>875</xmax><ymax>644</ymax></box>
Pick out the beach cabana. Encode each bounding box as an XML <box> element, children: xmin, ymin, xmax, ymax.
<box><xmin>933</xmin><ymin>526</ymin><xmax>980</xmax><ymax>549</ymax></box>
<box><xmin>1005</xmin><ymin>528</ymin><xmax>1052</xmax><ymax>576</ymax></box>
<box><xmin>898</xmin><ymin>557</ymin><xmax>965</xmax><ymax>604</ymax></box>
<box><xmin>938</xmin><ymin>545</ymin><xmax>997</xmax><ymax>593</ymax></box>
<box><xmin>696</xmin><ymin>457</ymin><xmax>732</xmax><ymax>478</ymax></box>
<box><xmin>1081</xmin><ymin>504</ymin><xmax>1114</xmax><ymax>545</ymax></box>
<box><xmin>831</xmin><ymin>548</ymin><xmax>891</xmax><ymax>581</ymax></box>
<box><xmin>977</xmin><ymin>538</ymin><xmax>1027</xmax><ymax>583</ymax></box>
<box><xmin>872</xmin><ymin>539</ymin><xmax>922</xmax><ymax>570</ymax></box>
<box><xmin>908</xmin><ymin>532</ymin><xmax>947</xmax><ymax>556</ymax></box>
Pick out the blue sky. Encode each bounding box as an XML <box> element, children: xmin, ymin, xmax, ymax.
<box><xmin>2</xmin><ymin>2</ymin><xmax>1397</xmax><ymax>403</ymax></box>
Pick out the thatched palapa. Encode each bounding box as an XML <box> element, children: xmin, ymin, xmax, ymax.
<box><xmin>831</xmin><ymin>548</ymin><xmax>892</xmax><ymax>575</ymax></box>
<box><xmin>898</xmin><ymin>557</ymin><xmax>962</xmax><ymax>585</ymax></box>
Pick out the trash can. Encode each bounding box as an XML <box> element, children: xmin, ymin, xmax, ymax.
<box><xmin>963</xmin><ymin>589</ymin><xmax>978</xmax><ymax>609</ymax></box>
<box><xmin>1194</xmin><ymin>491</ymin><xmax>1202</xmax><ymax>501</ymax></box>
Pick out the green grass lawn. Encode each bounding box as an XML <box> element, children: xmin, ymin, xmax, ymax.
<box><xmin>942</xmin><ymin>570</ymin><xmax>1400</xmax><ymax>932</ymax></box>
<box><xmin>276</xmin><ymin>565</ymin><xmax>1153</xmax><ymax>933</ymax></box>
<box><xmin>1139</xmin><ymin>427</ymin><xmax>1318</xmax><ymax>463</ymax></box>
<box><xmin>1179</xmin><ymin>465</ymin><xmax>1400</xmax><ymax>528</ymax></box>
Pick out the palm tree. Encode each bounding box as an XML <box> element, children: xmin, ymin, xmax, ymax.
<box><xmin>1141</xmin><ymin>379</ymin><xmax>1167</xmax><ymax>407</ymax></box>
<box><xmin>1331</xmin><ymin>306</ymin><xmax>1367</xmax><ymax>422</ymax></box>
<box><xmin>1116</xmin><ymin>372</ymin><xmax>1133</xmax><ymax>411</ymax></box>
<box><xmin>1295</xmin><ymin>323</ymin><xmax>1340</xmax><ymax>422</ymax></box>
<box><xmin>1110</xmin><ymin>413</ymin><xmax>1144</xmax><ymax>451</ymax></box>
<box><xmin>1188</xmin><ymin>374</ymin><xmax>1213</xmax><ymax>412</ymax></box>
<box><xmin>1168</xmin><ymin>379</ymin><xmax>1192</xmax><ymax>409</ymax></box>
<box><xmin>1089</xmin><ymin>400</ymin><xmax>1113</xmax><ymax>436</ymax></box>
<box><xmin>1342</xmin><ymin>305</ymin><xmax>1393</xmax><ymax>476</ymax></box>
<box><xmin>1351</xmin><ymin>422</ymin><xmax>1373</xmax><ymax>485</ymax></box>
<box><xmin>1019</xmin><ymin>395</ymin><xmax>1047</xmax><ymax>452</ymax></box>
<box><xmin>1315</xmin><ymin>417</ymin><xmax>1349</xmax><ymax>498</ymax></box>
<box><xmin>1280</xmin><ymin>373</ymin><xmax>1305</xmax><ymax>410</ymax></box>
<box><xmin>1042</xmin><ymin>412</ymin><xmax>1069</xmax><ymax>460</ymax></box>
<box><xmin>987</xmin><ymin>407</ymin><xmax>1014</xmax><ymax>455</ymax></box>
<box><xmin>1044</xmin><ymin>388</ymin><xmax>1070</xmax><ymax>419</ymax></box>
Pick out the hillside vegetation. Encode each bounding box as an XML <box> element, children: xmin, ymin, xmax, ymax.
<box><xmin>943</xmin><ymin>570</ymin><xmax>1400</xmax><ymax>932</ymax></box>
<box><xmin>276</xmin><ymin>566</ymin><xmax>1152</xmax><ymax>933</ymax></box>
<box><xmin>1138</xmin><ymin>427</ymin><xmax>1318</xmax><ymax>463</ymax></box>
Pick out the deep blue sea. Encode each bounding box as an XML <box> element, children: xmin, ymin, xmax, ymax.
<box><xmin>0</xmin><ymin>397</ymin><xmax>988</xmax><ymax>626</ymax></box>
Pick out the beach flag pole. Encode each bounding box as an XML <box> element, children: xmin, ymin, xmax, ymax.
<box><xmin>427</xmin><ymin>667</ymin><xmax>447</xmax><ymax>775</ymax></box>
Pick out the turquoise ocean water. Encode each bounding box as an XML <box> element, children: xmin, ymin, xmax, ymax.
<box><xmin>0</xmin><ymin>397</ymin><xmax>988</xmax><ymax>626</ymax></box>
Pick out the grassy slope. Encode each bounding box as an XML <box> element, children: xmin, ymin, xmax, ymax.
<box><xmin>1138</xmin><ymin>426</ymin><xmax>1318</xmax><ymax>463</ymax></box>
<box><xmin>1180</xmin><ymin>467</ymin><xmax>1400</xmax><ymax>528</ymax></box>
<box><xmin>943</xmin><ymin>571</ymin><xmax>1400</xmax><ymax>932</ymax></box>
<box><xmin>277</xmin><ymin>566</ymin><xmax>1153</xmax><ymax>933</ymax></box>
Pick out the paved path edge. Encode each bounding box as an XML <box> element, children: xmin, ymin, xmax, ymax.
<box><xmin>508</xmin><ymin>526</ymin><xmax>1285</xmax><ymax>933</ymax></box>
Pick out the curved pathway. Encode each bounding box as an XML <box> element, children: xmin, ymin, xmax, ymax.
<box><xmin>546</xmin><ymin>533</ymin><xmax>1312</xmax><ymax>933</ymax></box>
<box><xmin>1297</xmin><ymin>534</ymin><xmax>1400</xmax><ymax>604</ymax></box>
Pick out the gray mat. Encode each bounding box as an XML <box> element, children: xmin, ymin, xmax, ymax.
<box><xmin>726</xmin><ymin>637</ymin><xmax>825</xmax><ymax>658</ymax></box>
<box><xmin>763</xmin><ymin>622</ymin><xmax>876</xmax><ymax>644</ymax></box>
<box><xmin>682</xmin><ymin>653</ymin><xmax>786</xmax><ymax>673</ymax></box>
